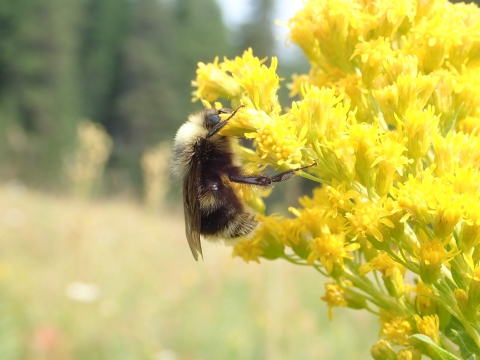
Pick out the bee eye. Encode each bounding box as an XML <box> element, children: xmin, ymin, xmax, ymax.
<box><xmin>206</xmin><ymin>114</ymin><xmax>221</xmax><ymax>126</ymax></box>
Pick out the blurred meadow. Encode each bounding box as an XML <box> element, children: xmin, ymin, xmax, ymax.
<box><xmin>0</xmin><ymin>0</ymin><xmax>384</xmax><ymax>358</ymax></box>
<box><xmin>0</xmin><ymin>182</ymin><xmax>378</xmax><ymax>359</ymax></box>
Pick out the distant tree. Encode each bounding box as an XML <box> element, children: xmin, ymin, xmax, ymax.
<box><xmin>237</xmin><ymin>0</ymin><xmax>275</xmax><ymax>59</ymax></box>
<box><xmin>0</xmin><ymin>0</ymin><xmax>83</xmax><ymax>186</ymax></box>
<box><xmin>0</xmin><ymin>0</ymin><xmax>233</xmax><ymax>192</ymax></box>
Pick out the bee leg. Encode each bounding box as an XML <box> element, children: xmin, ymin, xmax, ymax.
<box><xmin>228</xmin><ymin>175</ymin><xmax>272</xmax><ymax>186</ymax></box>
<box><xmin>206</xmin><ymin>105</ymin><xmax>245</xmax><ymax>138</ymax></box>
<box><xmin>229</xmin><ymin>161</ymin><xmax>317</xmax><ymax>186</ymax></box>
<box><xmin>270</xmin><ymin>161</ymin><xmax>317</xmax><ymax>183</ymax></box>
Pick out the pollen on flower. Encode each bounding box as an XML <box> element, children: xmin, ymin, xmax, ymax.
<box><xmin>246</xmin><ymin>120</ymin><xmax>305</xmax><ymax>166</ymax></box>
<box><xmin>321</xmin><ymin>283</ymin><xmax>348</xmax><ymax>321</ymax></box>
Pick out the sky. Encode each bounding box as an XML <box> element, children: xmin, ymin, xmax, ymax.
<box><xmin>216</xmin><ymin>0</ymin><xmax>306</xmax><ymax>62</ymax></box>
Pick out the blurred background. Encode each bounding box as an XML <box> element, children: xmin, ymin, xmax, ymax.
<box><xmin>0</xmin><ymin>0</ymin><xmax>380</xmax><ymax>358</ymax></box>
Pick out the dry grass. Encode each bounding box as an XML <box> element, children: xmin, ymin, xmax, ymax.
<box><xmin>0</xmin><ymin>183</ymin><xmax>377</xmax><ymax>359</ymax></box>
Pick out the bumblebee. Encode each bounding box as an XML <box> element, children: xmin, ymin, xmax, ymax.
<box><xmin>170</xmin><ymin>106</ymin><xmax>315</xmax><ymax>260</ymax></box>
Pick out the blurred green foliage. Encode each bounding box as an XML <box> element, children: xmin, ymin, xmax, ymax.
<box><xmin>0</xmin><ymin>0</ymin><xmax>234</xmax><ymax>191</ymax></box>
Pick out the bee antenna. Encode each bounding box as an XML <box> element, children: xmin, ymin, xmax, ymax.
<box><xmin>224</xmin><ymin>104</ymin><xmax>245</xmax><ymax>123</ymax></box>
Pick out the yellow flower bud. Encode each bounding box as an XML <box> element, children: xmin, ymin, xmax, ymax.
<box><xmin>402</xmin><ymin>106</ymin><xmax>439</xmax><ymax>160</ymax></box>
<box><xmin>383</xmin><ymin>267</ymin><xmax>405</xmax><ymax>299</ymax></box>
<box><xmin>398</xmin><ymin>347</ymin><xmax>422</xmax><ymax>360</ymax></box>
<box><xmin>419</xmin><ymin>236</ymin><xmax>458</xmax><ymax>284</ymax></box>
<box><xmin>455</xmin><ymin>288</ymin><xmax>471</xmax><ymax>316</ymax></box>
<box><xmin>433</xmin><ymin>192</ymin><xmax>463</xmax><ymax>238</ymax></box>
<box><xmin>468</xmin><ymin>267</ymin><xmax>480</xmax><ymax>309</ymax></box>
<box><xmin>371</xmin><ymin>340</ymin><xmax>397</xmax><ymax>360</ymax></box>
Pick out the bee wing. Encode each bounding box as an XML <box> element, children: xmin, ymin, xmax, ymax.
<box><xmin>183</xmin><ymin>151</ymin><xmax>202</xmax><ymax>261</ymax></box>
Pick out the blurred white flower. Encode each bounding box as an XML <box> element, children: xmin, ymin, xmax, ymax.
<box><xmin>65</xmin><ymin>281</ymin><xmax>100</xmax><ymax>302</ymax></box>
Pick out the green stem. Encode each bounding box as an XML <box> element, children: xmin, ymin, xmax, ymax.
<box><xmin>344</xmin><ymin>270</ymin><xmax>405</xmax><ymax>315</ymax></box>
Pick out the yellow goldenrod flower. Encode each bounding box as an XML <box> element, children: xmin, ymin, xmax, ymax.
<box><xmin>307</xmin><ymin>232</ymin><xmax>360</xmax><ymax>275</ymax></box>
<box><xmin>193</xmin><ymin>0</ymin><xmax>480</xmax><ymax>356</ymax></box>
<box><xmin>345</xmin><ymin>197</ymin><xmax>395</xmax><ymax>244</ymax></box>
<box><xmin>381</xmin><ymin>316</ymin><xmax>413</xmax><ymax>346</ymax></box>
<box><xmin>391</xmin><ymin>170</ymin><xmax>437</xmax><ymax>226</ymax></box>
<box><xmin>414</xmin><ymin>279</ymin><xmax>436</xmax><ymax>315</ymax></box>
<box><xmin>66</xmin><ymin>121</ymin><xmax>112</xmax><ymax>198</ymax></box>
<box><xmin>397</xmin><ymin>347</ymin><xmax>422</xmax><ymax>360</ymax></box>
<box><xmin>351</xmin><ymin>37</ymin><xmax>395</xmax><ymax>87</ymax></box>
<box><xmin>416</xmin><ymin>232</ymin><xmax>458</xmax><ymax>284</ymax></box>
<box><xmin>348</xmin><ymin>121</ymin><xmax>380</xmax><ymax>188</ymax></box>
<box><xmin>468</xmin><ymin>266</ymin><xmax>480</xmax><ymax>310</ymax></box>
<box><xmin>223</xmin><ymin>49</ymin><xmax>281</xmax><ymax>114</ymax></box>
<box><xmin>232</xmin><ymin>237</ymin><xmax>264</xmax><ymax>264</ymax></box>
<box><xmin>278</xmin><ymin>218</ymin><xmax>304</xmax><ymax>248</ymax></box>
<box><xmin>192</xmin><ymin>57</ymin><xmax>241</xmax><ymax>102</ymax></box>
<box><xmin>290</xmin><ymin>84</ymin><xmax>350</xmax><ymax>145</ymax></box>
<box><xmin>245</xmin><ymin>117</ymin><xmax>306</xmax><ymax>166</ymax></box>
<box><xmin>459</xmin><ymin>202</ymin><xmax>480</xmax><ymax>251</ymax></box>
<box><xmin>433</xmin><ymin>189</ymin><xmax>464</xmax><ymax>238</ymax></box>
<box><xmin>431</xmin><ymin>132</ymin><xmax>456</xmax><ymax>177</ymax></box>
<box><xmin>400</xmin><ymin>106</ymin><xmax>439</xmax><ymax>162</ymax></box>
<box><xmin>291</xmin><ymin>207</ymin><xmax>326</xmax><ymax>239</ymax></box>
<box><xmin>457</xmin><ymin>117</ymin><xmax>480</xmax><ymax>134</ymax></box>
<box><xmin>371</xmin><ymin>133</ymin><xmax>410</xmax><ymax>196</ymax></box>
<box><xmin>383</xmin><ymin>54</ymin><xmax>419</xmax><ymax>85</ymax></box>
<box><xmin>321</xmin><ymin>282</ymin><xmax>348</xmax><ymax>321</ymax></box>
<box><xmin>360</xmin><ymin>252</ymin><xmax>405</xmax><ymax>298</ymax></box>
<box><xmin>324</xmin><ymin>180</ymin><xmax>356</xmax><ymax>218</ymax></box>
<box><xmin>414</xmin><ymin>314</ymin><xmax>440</xmax><ymax>344</ymax></box>
<box><xmin>454</xmin><ymin>288</ymin><xmax>470</xmax><ymax>316</ymax></box>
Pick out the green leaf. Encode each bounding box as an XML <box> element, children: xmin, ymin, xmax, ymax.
<box><xmin>446</xmin><ymin>317</ymin><xmax>480</xmax><ymax>357</ymax></box>
<box><xmin>452</xmin><ymin>329</ymin><xmax>475</xmax><ymax>360</ymax></box>
<box><xmin>410</xmin><ymin>334</ymin><xmax>461</xmax><ymax>360</ymax></box>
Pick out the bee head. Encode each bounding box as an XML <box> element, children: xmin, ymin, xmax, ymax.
<box><xmin>203</xmin><ymin>108</ymin><xmax>222</xmax><ymax>131</ymax></box>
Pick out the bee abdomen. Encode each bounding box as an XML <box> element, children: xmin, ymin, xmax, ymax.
<box><xmin>201</xmin><ymin>206</ymin><xmax>258</xmax><ymax>239</ymax></box>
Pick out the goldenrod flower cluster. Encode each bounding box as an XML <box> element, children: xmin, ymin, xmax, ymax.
<box><xmin>65</xmin><ymin>121</ymin><xmax>112</xmax><ymax>198</ymax></box>
<box><xmin>192</xmin><ymin>0</ymin><xmax>480</xmax><ymax>358</ymax></box>
<box><xmin>141</xmin><ymin>142</ymin><xmax>171</xmax><ymax>211</ymax></box>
